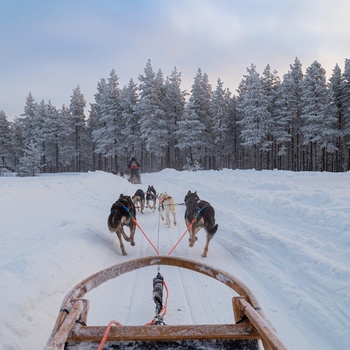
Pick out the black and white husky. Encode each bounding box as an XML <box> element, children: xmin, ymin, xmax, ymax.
<box><xmin>184</xmin><ymin>191</ymin><xmax>218</xmax><ymax>257</ymax></box>
<box><xmin>132</xmin><ymin>189</ymin><xmax>145</xmax><ymax>214</ymax></box>
<box><xmin>108</xmin><ymin>194</ymin><xmax>136</xmax><ymax>256</ymax></box>
<box><xmin>146</xmin><ymin>185</ymin><xmax>157</xmax><ymax>210</ymax></box>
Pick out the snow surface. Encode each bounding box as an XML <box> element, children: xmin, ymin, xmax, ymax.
<box><xmin>1</xmin><ymin>169</ymin><xmax>349</xmax><ymax>350</ymax></box>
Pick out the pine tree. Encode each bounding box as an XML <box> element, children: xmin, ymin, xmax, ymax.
<box><xmin>164</xmin><ymin>67</ymin><xmax>186</xmax><ymax>169</ymax></box>
<box><xmin>9</xmin><ymin>117</ymin><xmax>25</xmax><ymax>171</ymax></box>
<box><xmin>0</xmin><ymin>111</ymin><xmax>12</xmax><ymax>173</ymax></box>
<box><xmin>69</xmin><ymin>85</ymin><xmax>87</xmax><ymax>172</ymax></box>
<box><xmin>136</xmin><ymin>60</ymin><xmax>168</xmax><ymax>171</ymax></box>
<box><xmin>120</xmin><ymin>79</ymin><xmax>140</xmax><ymax>171</ymax></box>
<box><xmin>301</xmin><ymin>61</ymin><xmax>338</xmax><ymax>171</ymax></box>
<box><xmin>97</xmin><ymin>70</ymin><xmax>123</xmax><ymax>171</ymax></box>
<box><xmin>187</xmin><ymin>68</ymin><xmax>212</xmax><ymax>169</ymax></box>
<box><xmin>273</xmin><ymin>72</ymin><xmax>293</xmax><ymax>169</ymax></box>
<box><xmin>21</xmin><ymin>92</ymin><xmax>37</xmax><ymax>146</ymax></box>
<box><xmin>59</xmin><ymin>104</ymin><xmax>75</xmax><ymax>170</ymax></box>
<box><xmin>90</xmin><ymin>78</ymin><xmax>109</xmax><ymax>170</ymax></box>
<box><xmin>210</xmin><ymin>79</ymin><xmax>231</xmax><ymax>169</ymax></box>
<box><xmin>329</xmin><ymin>64</ymin><xmax>344</xmax><ymax>171</ymax></box>
<box><xmin>279</xmin><ymin>58</ymin><xmax>304</xmax><ymax>171</ymax></box>
<box><xmin>175</xmin><ymin>99</ymin><xmax>206</xmax><ymax>170</ymax></box>
<box><xmin>237</xmin><ymin>64</ymin><xmax>272</xmax><ymax>170</ymax></box>
<box><xmin>261</xmin><ymin>64</ymin><xmax>281</xmax><ymax>169</ymax></box>
<box><xmin>16</xmin><ymin>140</ymin><xmax>41</xmax><ymax>176</ymax></box>
<box><xmin>341</xmin><ymin>59</ymin><xmax>350</xmax><ymax>170</ymax></box>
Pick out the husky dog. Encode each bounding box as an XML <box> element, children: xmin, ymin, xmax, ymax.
<box><xmin>158</xmin><ymin>192</ymin><xmax>177</xmax><ymax>227</ymax></box>
<box><xmin>184</xmin><ymin>191</ymin><xmax>218</xmax><ymax>257</ymax></box>
<box><xmin>146</xmin><ymin>185</ymin><xmax>157</xmax><ymax>210</ymax></box>
<box><xmin>132</xmin><ymin>189</ymin><xmax>145</xmax><ymax>214</ymax></box>
<box><xmin>108</xmin><ymin>194</ymin><xmax>136</xmax><ymax>256</ymax></box>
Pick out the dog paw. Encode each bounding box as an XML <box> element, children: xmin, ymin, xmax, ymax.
<box><xmin>131</xmin><ymin>242</ymin><xmax>135</xmax><ymax>246</ymax></box>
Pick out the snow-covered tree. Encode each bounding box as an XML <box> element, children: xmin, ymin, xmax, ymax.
<box><xmin>210</xmin><ymin>79</ymin><xmax>231</xmax><ymax>169</ymax></box>
<box><xmin>136</xmin><ymin>60</ymin><xmax>168</xmax><ymax>171</ymax></box>
<box><xmin>16</xmin><ymin>140</ymin><xmax>41</xmax><ymax>176</ymax></box>
<box><xmin>164</xmin><ymin>67</ymin><xmax>186</xmax><ymax>169</ymax></box>
<box><xmin>261</xmin><ymin>64</ymin><xmax>281</xmax><ymax>169</ymax></box>
<box><xmin>273</xmin><ymin>72</ymin><xmax>293</xmax><ymax>169</ymax></box>
<box><xmin>176</xmin><ymin>99</ymin><xmax>207</xmax><ymax>168</ymax></box>
<box><xmin>273</xmin><ymin>58</ymin><xmax>304</xmax><ymax>170</ymax></box>
<box><xmin>21</xmin><ymin>92</ymin><xmax>37</xmax><ymax>145</ymax></box>
<box><xmin>341</xmin><ymin>58</ymin><xmax>350</xmax><ymax>170</ymax></box>
<box><xmin>119</xmin><ymin>78</ymin><xmax>140</xmax><ymax>171</ymax></box>
<box><xmin>185</xmin><ymin>68</ymin><xmax>213</xmax><ymax>169</ymax></box>
<box><xmin>329</xmin><ymin>63</ymin><xmax>344</xmax><ymax>171</ymax></box>
<box><xmin>0</xmin><ymin>110</ymin><xmax>12</xmax><ymax>172</ymax></box>
<box><xmin>301</xmin><ymin>61</ymin><xmax>338</xmax><ymax>171</ymax></box>
<box><xmin>69</xmin><ymin>85</ymin><xmax>88</xmax><ymax>171</ymax></box>
<box><xmin>237</xmin><ymin>64</ymin><xmax>272</xmax><ymax>169</ymax></box>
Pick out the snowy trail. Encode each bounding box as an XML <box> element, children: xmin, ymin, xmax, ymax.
<box><xmin>1</xmin><ymin>169</ymin><xmax>350</xmax><ymax>350</ymax></box>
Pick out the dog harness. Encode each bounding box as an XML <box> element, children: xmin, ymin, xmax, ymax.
<box><xmin>159</xmin><ymin>195</ymin><xmax>172</xmax><ymax>210</ymax></box>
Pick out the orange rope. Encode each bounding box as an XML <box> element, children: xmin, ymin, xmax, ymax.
<box><xmin>167</xmin><ymin>219</ymin><xmax>196</xmax><ymax>256</ymax></box>
<box><xmin>97</xmin><ymin>320</ymin><xmax>122</xmax><ymax>350</ymax></box>
<box><xmin>133</xmin><ymin>218</ymin><xmax>159</xmax><ymax>255</ymax></box>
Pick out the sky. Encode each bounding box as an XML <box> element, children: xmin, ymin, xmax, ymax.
<box><xmin>1</xmin><ymin>169</ymin><xmax>349</xmax><ymax>349</ymax></box>
<box><xmin>1</xmin><ymin>0</ymin><xmax>350</xmax><ymax>119</ymax></box>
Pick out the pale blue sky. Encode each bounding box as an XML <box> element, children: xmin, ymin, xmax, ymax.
<box><xmin>1</xmin><ymin>0</ymin><xmax>349</xmax><ymax>119</ymax></box>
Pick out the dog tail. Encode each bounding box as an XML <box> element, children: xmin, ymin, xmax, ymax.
<box><xmin>107</xmin><ymin>212</ymin><xmax>116</xmax><ymax>232</ymax></box>
<box><xmin>208</xmin><ymin>224</ymin><xmax>218</xmax><ymax>238</ymax></box>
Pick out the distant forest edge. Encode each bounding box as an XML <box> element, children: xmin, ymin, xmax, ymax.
<box><xmin>1</xmin><ymin>57</ymin><xmax>350</xmax><ymax>175</ymax></box>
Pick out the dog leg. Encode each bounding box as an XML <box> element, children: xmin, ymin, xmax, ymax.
<box><xmin>172</xmin><ymin>207</ymin><xmax>177</xmax><ymax>226</ymax></box>
<box><xmin>116</xmin><ymin>231</ymin><xmax>127</xmax><ymax>256</ymax></box>
<box><xmin>160</xmin><ymin>210</ymin><xmax>164</xmax><ymax>221</ymax></box>
<box><xmin>186</xmin><ymin>219</ymin><xmax>196</xmax><ymax>247</ymax></box>
<box><xmin>165</xmin><ymin>210</ymin><xmax>170</xmax><ymax>226</ymax></box>
<box><xmin>129</xmin><ymin>222</ymin><xmax>136</xmax><ymax>246</ymax></box>
<box><xmin>201</xmin><ymin>231</ymin><xmax>211</xmax><ymax>258</ymax></box>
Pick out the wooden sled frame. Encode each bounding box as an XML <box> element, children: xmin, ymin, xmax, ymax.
<box><xmin>45</xmin><ymin>255</ymin><xmax>286</xmax><ymax>350</ymax></box>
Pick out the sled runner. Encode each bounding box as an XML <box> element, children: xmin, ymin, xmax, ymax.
<box><xmin>45</xmin><ymin>256</ymin><xmax>286</xmax><ymax>350</ymax></box>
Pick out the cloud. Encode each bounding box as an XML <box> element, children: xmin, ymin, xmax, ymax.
<box><xmin>1</xmin><ymin>0</ymin><xmax>350</xmax><ymax>119</ymax></box>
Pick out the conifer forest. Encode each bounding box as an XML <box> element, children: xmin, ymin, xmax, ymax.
<box><xmin>1</xmin><ymin>57</ymin><xmax>350</xmax><ymax>176</ymax></box>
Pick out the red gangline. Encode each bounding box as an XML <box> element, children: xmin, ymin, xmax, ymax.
<box><xmin>133</xmin><ymin>218</ymin><xmax>160</xmax><ymax>255</ymax></box>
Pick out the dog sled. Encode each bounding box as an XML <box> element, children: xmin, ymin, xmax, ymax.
<box><xmin>45</xmin><ymin>256</ymin><xmax>286</xmax><ymax>350</ymax></box>
<box><xmin>129</xmin><ymin>170</ymin><xmax>141</xmax><ymax>184</ymax></box>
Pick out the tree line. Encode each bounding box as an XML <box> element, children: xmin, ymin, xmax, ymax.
<box><xmin>1</xmin><ymin>57</ymin><xmax>350</xmax><ymax>176</ymax></box>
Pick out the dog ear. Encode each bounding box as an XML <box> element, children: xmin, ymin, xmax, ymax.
<box><xmin>187</xmin><ymin>190</ymin><xmax>191</xmax><ymax>194</ymax></box>
<box><xmin>194</xmin><ymin>191</ymin><xmax>197</xmax><ymax>195</ymax></box>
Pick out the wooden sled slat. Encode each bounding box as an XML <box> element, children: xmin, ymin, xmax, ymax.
<box><xmin>66</xmin><ymin>324</ymin><xmax>260</xmax><ymax>349</ymax></box>
<box><xmin>67</xmin><ymin>323</ymin><xmax>260</xmax><ymax>342</ymax></box>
